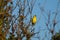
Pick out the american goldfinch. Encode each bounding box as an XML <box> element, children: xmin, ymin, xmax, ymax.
<box><xmin>32</xmin><ymin>15</ymin><xmax>37</xmax><ymax>25</ymax></box>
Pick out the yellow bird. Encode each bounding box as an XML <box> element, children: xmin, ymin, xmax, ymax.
<box><xmin>32</xmin><ymin>15</ymin><xmax>37</xmax><ymax>25</ymax></box>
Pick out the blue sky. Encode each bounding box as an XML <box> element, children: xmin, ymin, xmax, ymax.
<box><xmin>12</xmin><ymin>0</ymin><xmax>60</xmax><ymax>40</ymax></box>
<box><xmin>31</xmin><ymin>0</ymin><xmax>60</xmax><ymax>40</ymax></box>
